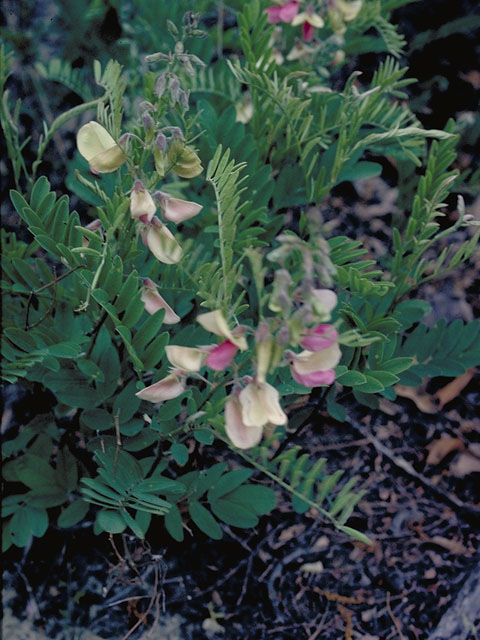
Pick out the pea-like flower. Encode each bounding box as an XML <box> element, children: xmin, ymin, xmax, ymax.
<box><xmin>130</xmin><ymin>181</ymin><xmax>157</xmax><ymax>222</ymax></box>
<box><xmin>197</xmin><ymin>309</ymin><xmax>248</xmax><ymax>372</ymax></box>
<box><xmin>239</xmin><ymin>379</ymin><xmax>288</xmax><ymax>429</ymax></box>
<box><xmin>265</xmin><ymin>1</ymin><xmax>299</xmax><ymax>23</ymax></box>
<box><xmin>224</xmin><ymin>393</ymin><xmax>263</xmax><ymax>449</ymax></box>
<box><xmin>76</xmin><ymin>121</ymin><xmax>126</xmax><ymax>173</ymax></box>
<box><xmin>140</xmin><ymin>217</ymin><xmax>183</xmax><ymax>264</ymax></box>
<box><xmin>135</xmin><ymin>374</ymin><xmax>186</xmax><ymax>403</ymax></box>
<box><xmin>141</xmin><ymin>278</ymin><xmax>180</xmax><ymax>324</ymax></box>
<box><xmin>291</xmin><ymin>8</ymin><xmax>324</xmax><ymax>42</ymax></box>
<box><xmin>155</xmin><ymin>191</ymin><xmax>203</xmax><ymax>224</ymax></box>
<box><xmin>288</xmin><ymin>331</ymin><xmax>341</xmax><ymax>388</ymax></box>
<box><xmin>136</xmin><ymin>344</ymin><xmax>204</xmax><ymax>404</ymax></box>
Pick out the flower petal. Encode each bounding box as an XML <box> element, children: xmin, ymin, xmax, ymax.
<box><xmin>197</xmin><ymin>310</ymin><xmax>248</xmax><ymax>350</ymax></box>
<box><xmin>300</xmin><ymin>325</ymin><xmax>339</xmax><ymax>351</ymax></box>
<box><xmin>206</xmin><ymin>340</ymin><xmax>237</xmax><ymax>371</ymax></box>
<box><xmin>279</xmin><ymin>1</ymin><xmax>299</xmax><ymax>22</ymax></box>
<box><xmin>239</xmin><ymin>381</ymin><xmax>287</xmax><ymax>428</ymax></box>
<box><xmin>291</xmin><ymin>366</ymin><xmax>336</xmax><ymax>387</ymax></box>
<box><xmin>141</xmin><ymin>279</ymin><xmax>180</xmax><ymax>323</ymax></box>
<box><xmin>291</xmin><ymin>343</ymin><xmax>342</xmax><ymax>375</ymax></box>
<box><xmin>225</xmin><ymin>396</ymin><xmax>263</xmax><ymax>449</ymax></box>
<box><xmin>165</xmin><ymin>345</ymin><xmax>204</xmax><ymax>372</ymax></box>
<box><xmin>131</xmin><ymin>188</ymin><xmax>156</xmax><ymax>222</ymax></box>
<box><xmin>135</xmin><ymin>374</ymin><xmax>185</xmax><ymax>403</ymax></box>
<box><xmin>76</xmin><ymin>121</ymin><xmax>126</xmax><ymax>173</ymax></box>
<box><xmin>159</xmin><ymin>194</ymin><xmax>203</xmax><ymax>223</ymax></box>
<box><xmin>146</xmin><ymin>223</ymin><xmax>183</xmax><ymax>264</ymax></box>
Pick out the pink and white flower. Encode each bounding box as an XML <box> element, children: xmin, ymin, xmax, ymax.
<box><xmin>155</xmin><ymin>191</ymin><xmax>203</xmax><ymax>224</ymax></box>
<box><xmin>141</xmin><ymin>278</ymin><xmax>180</xmax><ymax>323</ymax></box>
<box><xmin>265</xmin><ymin>1</ymin><xmax>299</xmax><ymax>24</ymax></box>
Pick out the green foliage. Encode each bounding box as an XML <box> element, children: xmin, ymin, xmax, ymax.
<box><xmin>2</xmin><ymin>3</ymin><xmax>478</xmax><ymax>556</ymax></box>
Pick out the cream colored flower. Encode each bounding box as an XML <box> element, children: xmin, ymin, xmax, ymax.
<box><xmin>130</xmin><ymin>182</ymin><xmax>156</xmax><ymax>222</ymax></box>
<box><xmin>165</xmin><ymin>345</ymin><xmax>205</xmax><ymax>372</ymax></box>
<box><xmin>76</xmin><ymin>121</ymin><xmax>126</xmax><ymax>173</ymax></box>
<box><xmin>141</xmin><ymin>278</ymin><xmax>180</xmax><ymax>324</ymax></box>
<box><xmin>143</xmin><ymin>221</ymin><xmax>183</xmax><ymax>264</ymax></box>
<box><xmin>290</xmin><ymin>343</ymin><xmax>341</xmax><ymax>376</ymax></box>
<box><xmin>135</xmin><ymin>374</ymin><xmax>185</xmax><ymax>403</ymax></box>
<box><xmin>197</xmin><ymin>310</ymin><xmax>248</xmax><ymax>351</ymax></box>
<box><xmin>239</xmin><ymin>381</ymin><xmax>287</xmax><ymax>429</ymax></box>
<box><xmin>225</xmin><ymin>395</ymin><xmax>263</xmax><ymax>449</ymax></box>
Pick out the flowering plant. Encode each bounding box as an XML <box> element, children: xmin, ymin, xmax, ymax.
<box><xmin>1</xmin><ymin>2</ymin><xmax>479</xmax><ymax>554</ymax></box>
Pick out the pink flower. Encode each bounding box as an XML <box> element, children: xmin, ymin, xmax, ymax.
<box><xmin>265</xmin><ymin>1</ymin><xmax>299</xmax><ymax>23</ymax></box>
<box><xmin>288</xmin><ymin>335</ymin><xmax>341</xmax><ymax>388</ymax></box>
<box><xmin>205</xmin><ymin>340</ymin><xmax>238</xmax><ymax>371</ymax></box>
<box><xmin>291</xmin><ymin>367</ymin><xmax>336</xmax><ymax>387</ymax></box>
<box><xmin>225</xmin><ymin>394</ymin><xmax>263</xmax><ymax>449</ymax></box>
<box><xmin>300</xmin><ymin>324</ymin><xmax>339</xmax><ymax>351</ymax></box>
<box><xmin>302</xmin><ymin>21</ymin><xmax>315</xmax><ymax>41</ymax></box>
<box><xmin>155</xmin><ymin>191</ymin><xmax>203</xmax><ymax>224</ymax></box>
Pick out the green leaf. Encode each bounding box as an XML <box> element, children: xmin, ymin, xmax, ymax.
<box><xmin>193</xmin><ymin>429</ymin><xmax>214</xmax><ymax>445</ymax></box>
<box><xmin>226</xmin><ymin>485</ymin><xmax>276</xmax><ymax>515</ymax></box>
<box><xmin>164</xmin><ymin>504</ymin><xmax>184</xmax><ymax>541</ymax></box>
<box><xmin>96</xmin><ymin>509</ymin><xmax>127</xmax><ymax>534</ymax></box>
<box><xmin>29</xmin><ymin>507</ymin><xmax>49</xmax><ymax>537</ymax></box>
<box><xmin>354</xmin><ymin>375</ymin><xmax>385</xmax><ymax>393</ymax></box>
<box><xmin>15</xmin><ymin>454</ymin><xmax>59</xmax><ymax>489</ymax></box>
<box><xmin>336</xmin><ymin>525</ymin><xmax>371</xmax><ymax>545</ymax></box>
<box><xmin>58</xmin><ymin>500</ymin><xmax>90</xmax><ymax>528</ymax></box>
<box><xmin>208</xmin><ymin>468</ymin><xmax>253</xmax><ymax>502</ymax></box>
<box><xmin>27</xmin><ymin>489</ymin><xmax>67</xmax><ymax>508</ymax></box>
<box><xmin>10</xmin><ymin>508</ymin><xmax>33</xmax><ymax>547</ymax></box>
<box><xmin>210</xmin><ymin>498</ymin><xmax>258</xmax><ymax>528</ymax></box>
<box><xmin>367</xmin><ymin>370</ymin><xmax>400</xmax><ymax>387</ymax></box>
<box><xmin>336</xmin><ymin>370</ymin><xmax>367</xmax><ymax>386</ymax></box>
<box><xmin>81</xmin><ymin>408</ymin><xmax>113</xmax><ymax>431</ymax></box>
<box><xmin>170</xmin><ymin>443</ymin><xmax>189</xmax><ymax>466</ymax></box>
<box><xmin>189</xmin><ymin>501</ymin><xmax>223</xmax><ymax>539</ymax></box>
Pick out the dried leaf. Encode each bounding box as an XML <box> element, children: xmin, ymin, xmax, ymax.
<box><xmin>429</xmin><ymin>535</ymin><xmax>468</xmax><ymax>555</ymax></box>
<box><xmin>434</xmin><ymin>368</ymin><xmax>476</xmax><ymax>409</ymax></box>
<box><xmin>450</xmin><ymin>451</ymin><xmax>480</xmax><ymax>477</ymax></box>
<box><xmin>426</xmin><ymin>437</ymin><xmax>464</xmax><ymax>465</ymax></box>
<box><xmin>394</xmin><ymin>385</ymin><xmax>438</xmax><ymax>414</ymax></box>
<box><xmin>299</xmin><ymin>560</ymin><xmax>324</xmax><ymax>574</ymax></box>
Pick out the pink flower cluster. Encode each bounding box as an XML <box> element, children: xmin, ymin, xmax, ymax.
<box><xmin>265</xmin><ymin>1</ymin><xmax>325</xmax><ymax>42</ymax></box>
<box><xmin>136</xmin><ymin>291</ymin><xmax>341</xmax><ymax>450</ymax></box>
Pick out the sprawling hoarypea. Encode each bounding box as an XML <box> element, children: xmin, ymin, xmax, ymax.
<box><xmin>76</xmin><ymin>121</ymin><xmax>126</xmax><ymax>173</ymax></box>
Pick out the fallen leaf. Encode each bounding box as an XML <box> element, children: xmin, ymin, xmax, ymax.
<box><xmin>429</xmin><ymin>536</ymin><xmax>468</xmax><ymax>555</ymax></box>
<box><xmin>299</xmin><ymin>560</ymin><xmax>324</xmax><ymax>574</ymax></box>
<box><xmin>394</xmin><ymin>385</ymin><xmax>438</xmax><ymax>414</ymax></box>
<box><xmin>278</xmin><ymin>524</ymin><xmax>306</xmax><ymax>544</ymax></box>
<box><xmin>450</xmin><ymin>451</ymin><xmax>480</xmax><ymax>477</ymax></box>
<box><xmin>426</xmin><ymin>437</ymin><xmax>464</xmax><ymax>465</ymax></box>
<box><xmin>434</xmin><ymin>368</ymin><xmax>477</xmax><ymax>409</ymax></box>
